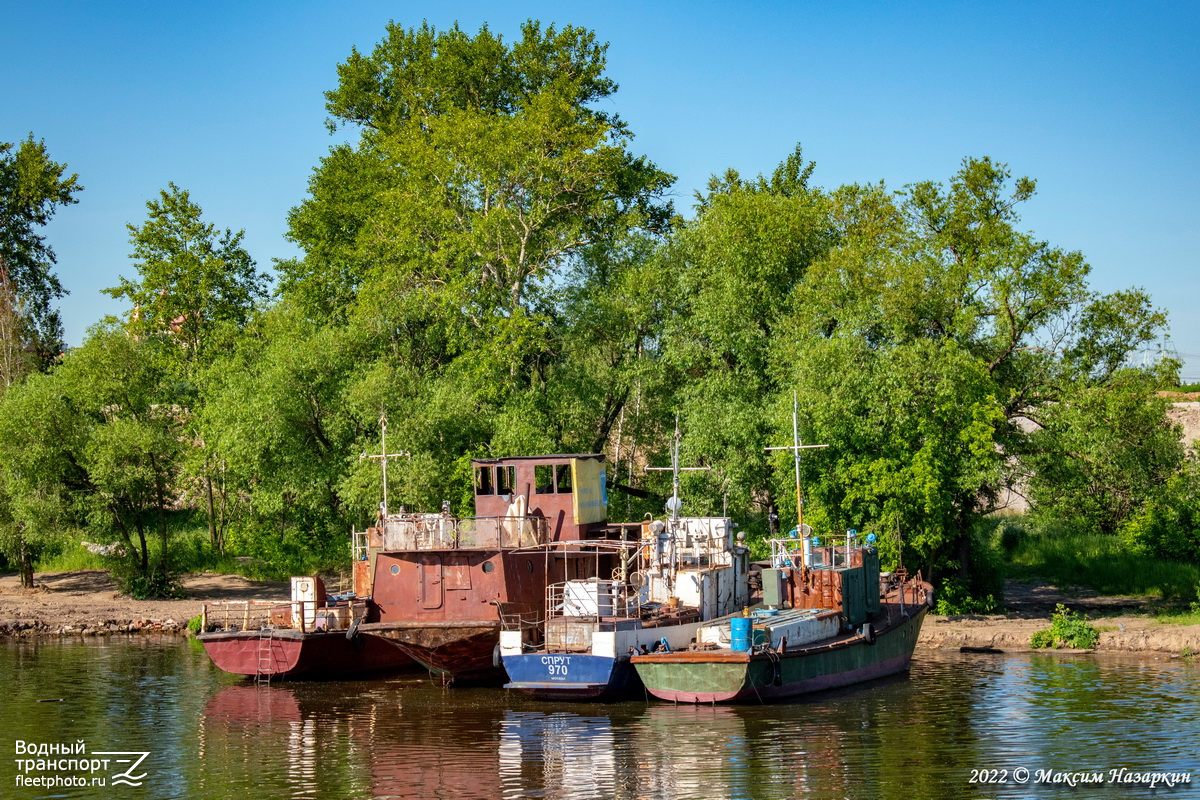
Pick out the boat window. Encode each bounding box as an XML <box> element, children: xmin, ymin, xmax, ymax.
<box><xmin>555</xmin><ymin>464</ymin><xmax>572</xmax><ymax>494</ymax></box>
<box><xmin>496</xmin><ymin>465</ymin><xmax>516</xmax><ymax>495</ymax></box>
<box><xmin>475</xmin><ymin>467</ymin><xmax>494</xmax><ymax>496</ymax></box>
<box><xmin>482</xmin><ymin>561</ymin><xmax>495</xmax><ymax>574</ymax></box>
<box><xmin>534</xmin><ymin>465</ymin><xmax>555</xmax><ymax>494</ymax></box>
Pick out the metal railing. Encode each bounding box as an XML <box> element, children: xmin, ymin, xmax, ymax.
<box><xmin>201</xmin><ymin>599</ymin><xmax>359</xmax><ymax>634</ymax></box>
<box><xmin>544</xmin><ymin>579</ymin><xmax>640</xmax><ymax>621</ymax></box>
<box><xmin>379</xmin><ymin>514</ymin><xmax>549</xmax><ymax>551</ymax></box>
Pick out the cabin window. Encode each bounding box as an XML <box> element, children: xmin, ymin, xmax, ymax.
<box><xmin>482</xmin><ymin>561</ymin><xmax>495</xmax><ymax>574</ymax></box>
<box><xmin>475</xmin><ymin>467</ymin><xmax>494</xmax><ymax>496</ymax></box>
<box><xmin>534</xmin><ymin>465</ymin><xmax>555</xmax><ymax>494</ymax></box>
<box><xmin>555</xmin><ymin>464</ymin><xmax>572</xmax><ymax>494</ymax></box>
<box><xmin>389</xmin><ymin>564</ymin><xmax>400</xmax><ymax>576</ymax></box>
<box><xmin>496</xmin><ymin>465</ymin><xmax>516</xmax><ymax>495</ymax></box>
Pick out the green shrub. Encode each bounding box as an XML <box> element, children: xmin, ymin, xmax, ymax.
<box><xmin>114</xmin><ymin>567</ymin><xmax>186</xmax><ymax>600</ymax></box>
<box><xmin>186</xmin><ymin>614</ymin><xmax>203</xmax><ymax>636</ymax></box>
<box><xmin>1031</xmin><ymin>604</ymin><xmax>1100</xmax><ymax>649</ymax></box>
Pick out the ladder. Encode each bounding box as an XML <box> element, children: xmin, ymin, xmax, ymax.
<box><xmin>256</xmin><ymin>625</ymin><xmax>276</xmax><ymax>684</ymax></box>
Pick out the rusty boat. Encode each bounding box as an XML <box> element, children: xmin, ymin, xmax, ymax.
<box><xmin>631</xmin><ymin>398</ymin><xmax>933</xmax><ymax>703</ymax></box>
<box><xmin>631</xmin><ymin>532</ymin><xmax>932</xmax><ymax>703</ymax></box>
<box><xmin>197</xmin><ymin>575</ymin><xmax>413</xmax><ymax>680</ymax></box>
<box><xmin>359</xmin><ymin>453</ymin><xmax>632</xmax><ymax>684</ymax></box>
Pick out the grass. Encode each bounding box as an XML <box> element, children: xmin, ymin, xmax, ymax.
<box><xmin>30</xmin><ymin>508</ymin><xmax>349</xmax><ymax>583</ymax></box>
<box><xmin>1006</xmin><ymin>524</ymin><xmax>1200</xmax><ymax>602</ymax></box>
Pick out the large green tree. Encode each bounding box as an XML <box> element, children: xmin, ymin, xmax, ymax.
<box><xmin>0</xmin><ymin>136</ymin><xmax>81</xmax><ymax>366</ymax></box>
<box><xmin>655</xmin><ymin>147</ymin><xmax>836</xmax><ymax>525</ymax></box>
<box><xmin>105</xmin><ymin>183</ymin><xmax>267</xmax><ymax>368</ymax></box>
<box><xmin>773</xmin><ymin>158</ymin><xmax>1169</xmax><ymax>606</ymax></box>
<box><xmin>104</xmin><ymin>184</ymin><xmax>267</xmax><ymax>551</ymax></box>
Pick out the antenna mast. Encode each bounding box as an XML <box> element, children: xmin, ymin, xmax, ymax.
<box><xmin>765</xmin><ymin>391</ymin><xmax>828</xmax><ymax>566</ymax></box>
<box><xmin>359</xmin><ymin>412</ymin><xmax>411</xmax><ymax>516</ymax></box>
<box><xmin>646</xmin><ymin>417</ymin><xmax>709</xmax><ymax>521</ymax></box>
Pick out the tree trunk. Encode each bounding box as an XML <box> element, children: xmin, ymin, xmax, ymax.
<box><xmin>206</xmin><ymin>473</ymin><xmax>219</xmax><ymax>552</ymax></box>
<box><xmin>18</xmin><ymin>531</ymin><xmax>34</xmax><ymax>590</ymax></box>
<box><xmin>149</xmin><ymin>453</ymin><xmax>169</xmax><ymax>571</ymax></box>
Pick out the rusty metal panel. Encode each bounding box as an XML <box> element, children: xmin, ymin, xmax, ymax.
<box><xmin>545</xmin><ymin>619</ymin><xmax>594</xmax><ymax>652</ymax></box>
<box><xmin>418</xmin><ymin>555</ymin><xmax>443</xmax><ymax>610</ymax></box>
<box><xmin>353</xmin><ymin>559</ymin><xmax>372</xmax><ymax>597</ymax></box>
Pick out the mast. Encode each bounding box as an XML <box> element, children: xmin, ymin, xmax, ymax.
<box><xmin>359</xmin><ymin>412</ymin><xmax>411</xmax><ymax>517</ymax></box>
<box><xmin>646</xmin><ymin>417</ymin><xmax>709</xmax><ymax>522</ymax></box>
<box><xmin>765</xmin><ymin>392</ymin><xmax>828</xmax><ymax>567</ymax></box>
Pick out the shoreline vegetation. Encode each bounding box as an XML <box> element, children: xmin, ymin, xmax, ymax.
<box><xmin>2</xmin><ymin>569</ymin><xmax>1199</xmax><ymax>658</ymax></box>
<box><xmin>4</xmin><ymin>20</ymin><xmax>1200</xmax><ymax>651</ymax></box>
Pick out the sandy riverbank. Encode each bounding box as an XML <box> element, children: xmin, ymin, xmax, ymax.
<box><xmin>2</xmin><ymin>570</ymin><xmax>1199</xmax><ymax>655</ymax></box>
<box><xmin>0</xmin><ymin>569</ymin><xmax>287</xmax><ymax>635</ymax></box>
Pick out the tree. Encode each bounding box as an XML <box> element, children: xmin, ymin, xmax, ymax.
<box><xmin>655</xmin><ymin>146</ymin><xmax>835</xmax><ymax>528</ymax></box>
<box><xmin>1025</xmin><ymin>369</ymin><xmax>1184</xmax><ymax>535</ymax></box>
<box><xmin>104</xmin><ymin>184</ymin><xmax>267</xmax><ymax>551</ymax></box>
<box><xmin>0</xmin><ymin>370</ymin><xmax>88</xmax><ymax>587</ymax></box>
<box><xmin>283</xmin><ymin>20</ymin><xmax>672</xmax><ymax>340</ymax></box>
<box><xmin>56</xmin><ymin>325</ymin><xmax>186</xmax><ymax>589</ymax></box>
<box><xmin>773</xmin><ymin>158</ymin><xmax>1170</xmax><ymax>607</ymax></box>
<box><xmin>0</xmin><ymin>259</ymin><xmax>31</xmax><ymax>391</ymax></box>
<box><xmin>105</xmin><ymin>183</ymin><xmax>267</xmax><ymax>368</ymax></box>
<box><xmin>0</xmin><ymin>136</ymin><xmax>81</xmax><ymax>363</ymax></box>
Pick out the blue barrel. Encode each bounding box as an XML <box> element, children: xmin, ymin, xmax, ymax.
<box><xmin>731</xmin><ymin>617</ymin><xmax>753</xmax><ymax>652</ymax></box>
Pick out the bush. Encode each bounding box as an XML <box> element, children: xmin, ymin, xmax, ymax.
<box><xmin>1031</xmin><ymin>603</ymin><xmax>1100</xmax><ymax>649</ymax></box>
<box><xmin>114</xmin><ymin>567</ymin><xmax>186</xmax><ymax>600</ymax></box>
<box><xmin>934</xmin><ymin>521</ymin><xmax>1006</xmax><ymax>614</ymax></box>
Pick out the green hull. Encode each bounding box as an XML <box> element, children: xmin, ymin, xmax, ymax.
<box><xmin>634</xmin><ymin>607</ymin><xmax>927</xmax><ymax>703</ymax></box>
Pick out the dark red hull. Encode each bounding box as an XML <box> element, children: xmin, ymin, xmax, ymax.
<box><xmin>361</xmin><ymin>621</ymin><xmax>503</xmax><ymax>683</ymax></box>
<box><xmin>199</xmin><ymin>629</ymin><xmax>413</xmax><ymax>679</ymax></box>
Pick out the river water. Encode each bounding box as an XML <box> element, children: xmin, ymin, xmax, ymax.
<box><xmin>1</xmin><ymin>638</ymin><xmax>1198</xmax><ymax>799</ymax></box>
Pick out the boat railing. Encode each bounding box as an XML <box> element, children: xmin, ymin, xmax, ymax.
<box><xmin>200</xmin><ymin>598</ymin><xmax>361</xmax><ymax>634</ymax></box>
<box><xmin>769</xmin><ymin>537</ymin><xmax>864</xmax><ymax>569</ymax></box>
<box><xmin>351</xmin><ymin>527</ymin><xmax>369</xmax><ymax>562</ymax></box>
<box><xmin>379</xmin><ymin>514</ymin><xmax>549</xmax><ymax>551</ymax></box>
<box><xmin>498</xmin><ymin>608</ymin><xmax>542</xmax><ymax>632</ymax></box>
<box><xmin>545</xmin><ymin>579</ymin><xmax>640</xmax><ymax>621</ymax></box>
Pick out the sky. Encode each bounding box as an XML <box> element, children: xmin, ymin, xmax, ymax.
<box><xmin>4</xmin><ymin>1</ymin><xmax>1198</xmax><ymax>379</ymax></box>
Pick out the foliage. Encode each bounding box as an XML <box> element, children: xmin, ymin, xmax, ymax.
<box><xmin>1009</xmin><ymin>517</ymin><xmax>1200</xmax><ymax>599</ymax></box>
<box><xmin>1120</xmin><ymin>455</ymin><xmax>1200</xmax><ymax>562</ymax></box>
<box><xmin>769</xmin><ymin>157</ymin><xmax>1169</xmax><ymax>606</ymax></box>
<box><xmin>657</xmin><ymin>147</ymin><xmax>835</xmax><ymax>526</ymax></box>
<box><xmin>934</xmin><ymin>520</ymin><xmax>1006</xmax><ymax>614</ymax></box>
<box><xmin>1031</xmin><ymin>603</ymin><xmax>1100</xmax><ymax>649</ymax></box>
<box><xmin>109</xmin><ymin>560</ymin><xmax>185</xmax><ymax>600</ymax></box>
<box><xmin>0</xmin><ymin>369</ymin><xmax>89</xmax><ymax>586</ymax></box>
<box><xmin>104</xmin><ymin>184</ymin><xmax>268</xmax><ymax>553</ymax></box>
<box><xmin>0</xmin><ymin>135</ymin><xmax>82</xmax><ymax>364</ymax></box>
<box><xmin>104</xmin><ymin>182</ymin><xmax>268</xmax><ymax>368</ymax></box>
<box><xmin>1025</xmin><ymin>371</ymin><xmax>1184</xmax><ymax>535</ymax></box>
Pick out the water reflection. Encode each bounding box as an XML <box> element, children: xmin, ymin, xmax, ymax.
<box><xmin>2</xmin><ymin>641</ymin><xmax>1199</xmax><ymax>799</ymax></box>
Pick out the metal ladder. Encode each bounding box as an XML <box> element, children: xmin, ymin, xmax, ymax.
<box><xmin>255</xmin><ymin>625</ymin><xmax>276</xmax><ymax>684</ymax></box>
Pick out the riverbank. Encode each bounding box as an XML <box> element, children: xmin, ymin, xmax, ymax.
<box><xmin>919</xmin><ymin>579</ymin><xmax>1200</xmax><ymax>656</ymax></box>
<box><xmin>0</xmin><ymin>569</ymin><xmax>287</xmax><ymax>636</ymax></box>
<box><xmin>2</xmin><ymin>570</ymin><xmax>1199</xmax><ymax>655</ymax></box>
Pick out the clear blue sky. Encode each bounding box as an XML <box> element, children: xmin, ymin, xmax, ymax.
<box><xmin>4</xmin><ymin>1</ymin><xmax>1198</xmax><ymax>379</ymax></box>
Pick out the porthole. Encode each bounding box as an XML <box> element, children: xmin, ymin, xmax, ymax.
<box><xmin>390</xmin><ymin>564</ymin><xmax>400</xmax><ymax>576</ymax></box>
<box><xmin>482</xmin><ymin>562</ymin><xmax>495</xmax><ymax>574</ymax></box>
<box><xmin>526</xmin><ymin>560</ymin><xmax>534</xmax><ymax>574</ymax></box>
